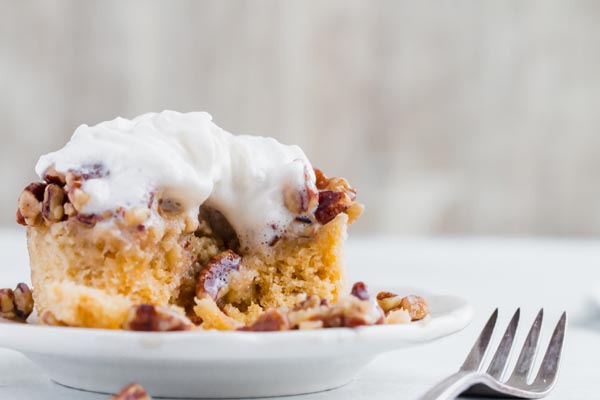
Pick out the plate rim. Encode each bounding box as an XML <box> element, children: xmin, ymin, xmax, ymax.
<box><xmin>0</xmin><ymin>286</ymin><xmax>474</xmax><ymax>361</ymax></box>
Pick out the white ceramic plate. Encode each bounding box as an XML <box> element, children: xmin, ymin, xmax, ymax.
<box><xmin>0</xmin><ymin>287</ymin><xmax>472</xmax><ymax>398</ymax></box>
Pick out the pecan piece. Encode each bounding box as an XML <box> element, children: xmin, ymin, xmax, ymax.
<box><xmin>42</xmin><ymin>165</ymin><xmax>66</xmax><ymax>186</ymax></box>
<box><xmin>76</xmin><ymin>213</ymin><xmax>98</xmax><ymax>226</ymax></box>
<box><xmin>13</xmin><ymin>283</ymin><xmax>34</xmax><ymax>320</ymax></box>
<box><xmin>0</xmin><ymin>283</ymin><xmax>34</xmax><ymax>321</ymax></box>
<box><xmin>0</xmin><ymin>289</ymin><xmax>15</xmax><ymax>319</ymax></box>
<box><xmin>314</xmin><ymin>168</ymin><xmax>357</xmax><ymax>201</ymax></box>
<box><xmin>17</xmin><ymin>182</ymin><xmax>46</xmax><ymax>226</ymax></box>
<box><xmin>42</xmin><ymin>184</ymin><xmax>66</xmax><ymax>222</ymax></box>
<box><xmin>314</xmin><ymin>190</ymin><xmax>351</xmax><ymax>224</ymax></box>
<box><xmin>314</xmin><ymin>168</ymin><xmax>329</xmax><ymax>190</ymax></box>
<box><xmin>350</xmin><ymin>281</ymin><xmax>370</xmax><ymax>300</ymax></box>
<box><xmin>376</xmin><ymin>291</ymin><xmax>402</xmax><ymax>312</ymax></box>
<box><xmin>376</xmin><ymin>292</ymin><xmax>430</xmax><ymax>321</ymax></box>
<box><xmin>283</xmin><ymin>165</ymin><xmax>318</xmax><ymax>215</ymax></box>
<box><xmin>112</xmin><ymin>383</ymin><xmax>152</xmax><ymax>400</ymax></box>
<box><xmin>397</xmin><ymin>295</ymin><xmax>430</xmax><ymax>321</ymax></box>
<box><xmin>196</xmin><ymin>250</ymin><xmax>242</xmax><ymax>301</ymax></box>
<box><xmin>122</xmin><ymin>304</ymin><xmax>193</xmax><ymax>332</ymax></box>
<box><xmin>238</xmin><ymin>309</ymin><xmax>290</xmax><ymax>332</ymax></box>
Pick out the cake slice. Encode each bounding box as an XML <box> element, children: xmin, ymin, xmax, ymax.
<box><xmin>17</xmin><ymin>111</ymin><xmax>368</xmax><ymax>330</ymax></box>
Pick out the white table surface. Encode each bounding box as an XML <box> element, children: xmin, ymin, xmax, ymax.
<box><xmin>1</xmin><ymin>228</ymin><xmax>599</xmax><ymax>399</ymax></box>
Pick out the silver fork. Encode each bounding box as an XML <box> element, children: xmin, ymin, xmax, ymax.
<box><xmin>418</xmin><ymin>309</ymin><xmax>567</xmax><ymax>400</ymax></box>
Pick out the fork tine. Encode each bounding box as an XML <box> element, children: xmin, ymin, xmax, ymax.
<box><xmin>508</xmin><ymin>308</ymin><xmax>544</xmax><ymax>384</ymax></box>
<box><xmin>532</xmin><ymin>312</ymin><xmax>567</xmax><ymax>388</ymax></box>
<box><xmin>486</xmin><ymin>308</ymin><xmax>520</xmax><ymax>380</ymax></box>
<box><xmin>460</xmin><ymin>308</ymin><xmax>498</xmax><ymax>371</ymax></box>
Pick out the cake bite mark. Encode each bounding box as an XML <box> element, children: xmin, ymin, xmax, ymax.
<box><xmin>196</xmin><ymin>250</ymin><xmax>242</xmax><ymax>301</ymax></box>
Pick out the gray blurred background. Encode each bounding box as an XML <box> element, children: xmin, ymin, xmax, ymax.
<box><xmin>2</xmin><ymin>0</ymin><xmax>599</xmax><ymax>236</ymax></box>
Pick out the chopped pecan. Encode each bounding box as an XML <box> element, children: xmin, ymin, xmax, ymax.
<box><xmin>314</xmin><ymin>190</ymin><xmax>351</xmax><ymax>224</ymax></box>
<box><xmin>313</xmin><ymin>168</ymin><xmax>357</xmax><ymax>201</ymax></box>
<box><xmin>65</xmin><ymin>172</ymin><xmax>90</xmax><ymax>211</ymax></box>
<box><xmin>15</xmin><ymin>209</ymin><xmax>25</xmax><ymax>225</ymax></box>
<box><xmin>238</xmin><ymin>309</ymin><xmax>290</xmax><ymax>332</ymax></box>
<box><xmin>196</xmin><ymin>250</ymin><xmax>242</xmax><ymax>301</ymax></box>
<box><xmin>293</xmin><ymin>295</ymin><xmax>329</xmax><ymax>311</ymax></box>
<box><xmin>63</xmin><ymin>202</ymin><xmax>77</xmax><ymax>217</ymax></box>
<box><xmin>397</xmin><ymin>295</ymin><xmax>430</xmax><ymax>321</ymax></box>
<box><xmin>0</xmin><ymin>283</ymin><xmax>34</xmax><ymax>321</ymax></box>
<box><xmin>376</xmin><ymin>291</ymin><xmax>402</xmax><ymax>312</ymax></box>
<box><xmin>288</xmin><ymin>294</ymin><xmax>383</xmax><ymax>329</ymax></box>
<box><xmin>111</xmin><ymin>383</ymin><xmax>152</xmax><ymax>400</ymax></box>
<box><xmin>350</xmin><ymin>281</ymin><xmax>370</xmax><ymax>300</ymax></box>
<box><xmin>376</xmin><ymin>292</ymin><xmax>430</xmax><ymax>321</ymax></box>
<box><xmin>314</xmin><ymin>168</ymin><xmax>329</xmax><ymax>190</ymax></box>
<box><xmin>122</xmin><ymin>304</ymin><xmax>193</xmax><ymax>332</ymax></box>
<box><xmin>68</xmin><ymin>187</ymin><xmax>90</xmax><ymax>211</ymax></box>
<box><xmin>0</xmin><ymin>289</ymin><xmax>15</xmax><ymax>319</ymax></box>
<box><xmin>42</xmin><ymin>166</ymin><xmax>66</xmax><ymax>186</ymax></box>
<box><xmin>17</xmin><ymin>182</ymin><xmax>46</xmax><ymax>226</ymax></box>
<box><xmin>76</xmin><ymin>213</ymin><xmax>98</xmax><ymax>226</ymax></box>
<box><xmin>42</xmin><ymin>184</ymin><xmax>66</xmax><ymax>222</ymax></box>
<box><xmin>13</xmin><ymin>283</ymin><xmax>34</xmax><ymax>320</ymax></box>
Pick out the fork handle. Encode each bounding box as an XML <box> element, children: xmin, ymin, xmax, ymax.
<box><xmin>417</xmin><ymin>371</ymin><xmax>486</xmax><ymax>400</ymax></box>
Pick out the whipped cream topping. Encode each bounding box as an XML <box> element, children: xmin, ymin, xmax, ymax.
<box><xmin>36</xmin><ymin>111</ymin><xmax>316</xmax><ymax>249</ymax></box>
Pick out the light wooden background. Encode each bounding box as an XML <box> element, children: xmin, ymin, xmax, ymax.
<box><xmin>2</xmin><ymin>0</ymin><xmax>600</xmax><ymax>235</ymax></box>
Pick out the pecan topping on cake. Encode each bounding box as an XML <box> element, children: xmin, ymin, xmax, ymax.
<box><xmin>315</xmin><ymin>191</ymin><xmax>353</xmax><ymax>224</ymax></box>
<box><xmin>42</xmin><ymin>165</ymin><xmax>66</xmax><ymax>186</ymax></box>
<box><xmin>16</xmin><ymin>182</ymin><xmax>46</xmax><ymax>226</ymax></box>
<box><xmin>42</xmin><ymin>183</ymin><xmax>66</xmax><ymax>222</ymax></box>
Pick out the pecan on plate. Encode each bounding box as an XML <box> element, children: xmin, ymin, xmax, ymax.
<box><xmin>350</xmin><ymin>281</ymin><xmax>370</xmax><ymax>301</ymax></box>
<box><xmin>238</xmin><ymin>309</ymin><xmax>290</xmax><ymax>332</ymax></box>
<box><xmin>111</xmin><ymin>383</ymin><xmax>152</xmax><ymax>400</ymax></box>
<box><xmin>0</xmin><ymin>283</ymin><xmax>34</xmax><ymax>321</ymax></box>
<box><xmin>376</xmin><ymin>292</ymin><xmax>430</xmax><ymax>321</ymax></box>
<box><xmin>122</xmin><ymin>304</ymin><xmax>193</xmax><ymax>332</ymax></box>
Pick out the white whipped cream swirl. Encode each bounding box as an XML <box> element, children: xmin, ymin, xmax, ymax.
<box><xmin>36</xmin><ymin>111</ymin><xmax>316</xmax><ymax>249</ymax></box>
